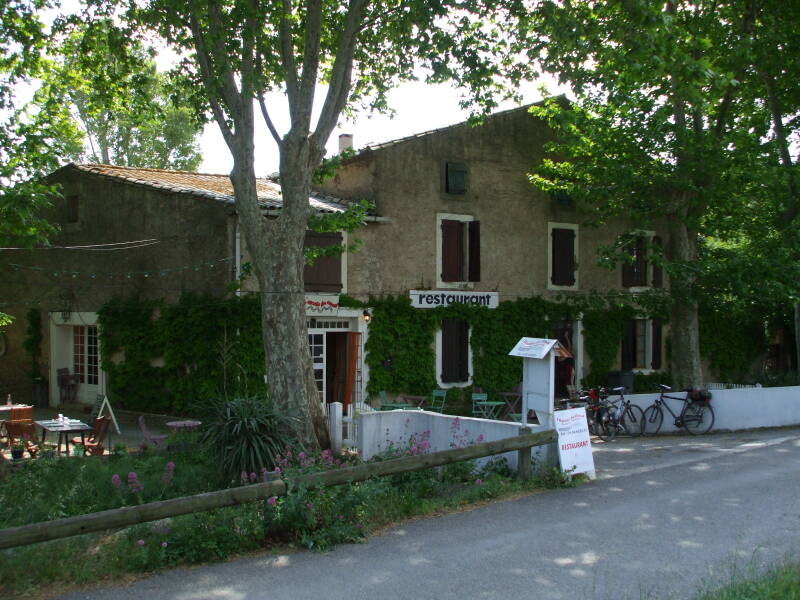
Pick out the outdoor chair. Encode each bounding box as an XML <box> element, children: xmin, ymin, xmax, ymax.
<box><xmin>427</xmin><ymin>389</ymin><xmax>447</xmax><ymax>413</ymax></box>
<box><xmin>5</xmin><ymin>421</ymin><xmax>40</xmax><ymax>457</ymax></box>
<box><xmin>9</xmin><ymin>405</ymin><xmax>33</xmax><ymax>422</ymax></box>
<box><xmin>57</xmin><ymin>368</ymin><xmax>79</xmax><ymax>404</ymax></box>
<box><xmin>73</xmin><ymin>415</ymin><xmax>112</xmax><ymax>456</ymax></box>
<box><xmin>500</xmin><ymin>383</ymin><xmax>522</xmax><ymax>421</ymax></box>
<box><xmin>138</xmin><ymin>415</ymin><xmax>168</xmax><ymax>450</ymax></box>
<box><xmin>471</xmin><ymin>392</ymin><xmax>490</xmax><ymax>418</ymax></box>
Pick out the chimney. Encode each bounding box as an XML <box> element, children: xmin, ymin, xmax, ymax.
<box><xmin>338</xmin><ymin>133</ymin><xmax>354</xmax><ymax>153</ymax></box>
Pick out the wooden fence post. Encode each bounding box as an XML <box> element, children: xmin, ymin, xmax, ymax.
<box><xmin>517</xmin><ymin>426</ymin><xmax>532</xmax><ymax>480</ymax></box>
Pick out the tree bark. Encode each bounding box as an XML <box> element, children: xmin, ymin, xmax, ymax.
<box><xmin>667</xmin><ymin>211</ymin><xmax>704</xmax><ymax>389</ymax></box>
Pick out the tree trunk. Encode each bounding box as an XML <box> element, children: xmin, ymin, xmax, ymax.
<box><xmin>667</xmin><ymin>214</ymin><xmax>704</xmax><ymax>390</ymax></box>
<box><xmin>230</xmin><ymin>135</ymin><xmax>330</xmax><ymax>451</ymax></box>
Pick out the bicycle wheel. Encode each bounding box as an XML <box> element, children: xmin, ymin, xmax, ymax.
<box><xmin>622</xmin><ymin>404</ymin><xmax>645</xmax><ymax>437</ymax></box>
<box><xmin>642</xmin><ymin>404</ymin><xmax>663</xmax><ymax>435</ymax></box>
<box><xmin>588</xmin><ymin>408</ymin><xmax>609</xmax><ymax>441</ymax></box>
<box><xmin>683</xmin><ymin>402</ymin><xmax>715</xmax><ymax>435</ymax></box>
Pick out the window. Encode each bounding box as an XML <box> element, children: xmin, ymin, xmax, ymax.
<box><xmin>548</xmin><ymin>223</ymin><xmax>578</xmax><ymax>289</ymax></box>
<box><xmin>621</xmin><ymin>318</ymin><xmax>662</xmax><ymax>371</ymax></box>
<box><xmin>439</xmin><ymin>318</ymin><xmax>471</xmax><ymax>384</ymax></box>
<box><xmin>438</xmin><ymin>214</ymin><xmax>480</xmax><ymax>286</ymax></box>
<box><xmin>304</xmin><ymin>231</ymin><xmax>343</xmax><ymax>292</ymax></box>
<box><xmin>445</xmin><ymin>162</ymin><xmax>468</xmax><ymax>194</ymax></box>
<box><xmin>73</xmin><ymin>325</ymin><xmax>99</xmax><ymax>385</ymax></box>
<box><xmin>66</xmin><ymin>196</ymin><xmax>79</xmax><ymax>223</ymax></box>
<box><xmin>621</xmin><ymin>233</ymin><xmax>663</xmax><ymax>289</ymax></box>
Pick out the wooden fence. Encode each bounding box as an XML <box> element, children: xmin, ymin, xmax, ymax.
<box><xmin>0</xmin><ymin>428</ymin><xmax>556</xmax><ymax>550</ymax></box>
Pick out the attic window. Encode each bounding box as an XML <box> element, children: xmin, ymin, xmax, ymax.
<box><xmin>67</xmin><ymin>196</ymin><xmax>79</xmax><ymax>223</ymax></box>
<box><xmin>445</xmin><ymin>162</ymin><xmax>468</xmax><ymax>194</ymax></box>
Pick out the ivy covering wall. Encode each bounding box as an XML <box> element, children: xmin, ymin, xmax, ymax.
<box><xmin>96</xmin><ymin>289</ymin><xmax>761</xmax><ymax>415</ymax></box>
<box><xmin>98</xmin><ymin>294</ymin><xmax>265</xmax><ymax>414</ymax></box>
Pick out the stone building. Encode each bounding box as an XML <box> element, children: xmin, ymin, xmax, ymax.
<box><xmin>0</xmin><ymin>104</ymin><xmax>668</xmax><ymax>412</ymax></box>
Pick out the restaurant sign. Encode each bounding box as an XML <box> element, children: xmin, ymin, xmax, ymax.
<box><xmin>409</xmin><ymin>290</ymin><xmax>499</xmax><ymax>309</ymax></box>
<box><xmin>555</xmin><ymin>408</ymin><xmax>595</xmax><ymax>476</ymax></box>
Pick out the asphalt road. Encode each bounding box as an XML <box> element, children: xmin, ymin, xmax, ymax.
<box><xmin>59</xmin><ymin>428</ymin><xmax>800</xmax><ymax>600</ymax></box>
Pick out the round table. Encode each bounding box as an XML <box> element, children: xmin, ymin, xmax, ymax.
<box><xmin>165</xmin><ymin>419</ymin><xmax>202</xmax><ymax>432</ymax></box>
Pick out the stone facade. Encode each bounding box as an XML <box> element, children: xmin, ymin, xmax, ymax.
<box><xmin>316</xmin><ymin>105</ymin><xmax>670</xmax><ymax>386</ymax></box>
<box><xmin>0</xmin><ymin>164</ymin><xmax>236</xmax><ymax>405</ymax></box>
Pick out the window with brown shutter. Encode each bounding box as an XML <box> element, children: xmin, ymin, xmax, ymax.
<box><xmin>651</xmin><ymin>236</ymin><xmax>663</xmax><ymax>288</ymax></box>
<box><xmin>621</xmin><ymin>318</ymin><xmax>663</xmax><ymax>371</ymax></box>
<box><xmin>303</xmin><ymin>231</ymin><xmax>343</xmax><ymax>292</ymax></box>
<box><xmin>551</xmin><ymin>227</ymin><xmax>576</xmax><ymax>286</ymax></box>
<box><xmin>621</xmin><ymin>319</ymin><xmax>637</xmax><ymax>371</ymax></box>
<box><xmin>441</xmin><ymin>318</ymin><xmax>469</xmax><ymax>383</ymax></box>
<box><xmin>440</xmin><ymin>217</ymin><xmax>480</xmax><ymax>283</ymax></box>
<box><xmin>622</xmin><ymin>235</ymin><xmax>647</xmax><ymax>287</ymax></box>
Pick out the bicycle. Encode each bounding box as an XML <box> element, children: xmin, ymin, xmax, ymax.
<box><xmin>582</xmin><ymin>386</ymin><xmax>645</xmax><ymax>441</ymax></box>
<box><xmin>642</xmin><ymin>384</ymin><xmax>715</xmax><ymax>435</ymax></box>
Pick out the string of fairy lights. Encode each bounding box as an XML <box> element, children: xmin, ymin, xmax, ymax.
<box><xmin>6</xmin><ymin>257</ymin><xmax>234</xmax><ymax>280</ymax></box>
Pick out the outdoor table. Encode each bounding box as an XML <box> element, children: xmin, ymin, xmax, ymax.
<box><xmin>0</xmin><ymin>404</ymin><xmax>32</xmax><ymax>413</ymax></box>
<box><xmin>475</xmin><ymin>400</ymin><xmax>505</xmax><ymax>419</ymax></box>
<box><xmin>35</xmin><ymin>419</ymin><xmax>92</xmax><ymax>455</ymax></box>
<box><xmin>165</xmin><ymin>419</ymin><xmax>202</xmax><ymax>432</ymax></box>
<box><xmin>400</xmin><ymin>395</ymin><xmax>426</xmax><ymax>408</ymax></box>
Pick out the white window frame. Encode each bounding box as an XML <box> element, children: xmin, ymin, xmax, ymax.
<box><xmin>435</xmin><ymin>322</ymin><xmax>473</xmax><ymax>388</ymax></box>
<box><xmin>625</xmin><ymin>317</ymin><xmax>658</xmax><ymax>374</ymax></box>
<box><xmin>547</xmin><ymin>222</ymin><xmax>579</xmax><ymax>291</ymax></box>
<box><xmin>624</xmin><ymin>229</ymin><xmax>656</xmax><ymax>293</ymax></box>
<box><xmin>436</xmin><ymin>213</ymin><xmax>476</xmax><ymax>289</ymax></box>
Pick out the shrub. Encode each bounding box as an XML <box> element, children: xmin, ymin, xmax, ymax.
<box><xmin>203</xmin><ymin>395</ymin><xmax>298</xmax><ymax>479</ymax></box>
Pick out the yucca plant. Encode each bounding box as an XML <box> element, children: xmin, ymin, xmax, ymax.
<box><xmin>203</xmin><ymin>396</ymin><xmax>298</xmax><ymax>480</ymax></box>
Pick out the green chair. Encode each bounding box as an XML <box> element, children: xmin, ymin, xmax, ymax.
<box><xmin>472</xmin><ymin>392</ymin><xmax>490</xmax><ymax>417</ymax></box>
<box><xmin>428</xmin><ymin>389</ymin><xmax>447</xmax><ymax>412</ymax></box>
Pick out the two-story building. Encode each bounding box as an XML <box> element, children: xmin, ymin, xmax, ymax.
<box><xmin>0</xmin><ymin>104</ymin><xmax>668</xmax><ymax>413</ymax></box>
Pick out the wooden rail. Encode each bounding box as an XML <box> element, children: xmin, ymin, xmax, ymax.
<box><xmin>0</xmin><ymin>429</ymin><xmax>556</xmax><ymax>550</ymax></box>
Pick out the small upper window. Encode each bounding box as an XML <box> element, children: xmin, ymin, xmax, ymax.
<box><xmin>66</xmin><ymin>196</ymin><xmax>79</xmax><ymax>223</ymax></box>
<box><xmin>445</xmin><ymin>162</ymin><xmax>468</xmax><ymax>194</ymax></box>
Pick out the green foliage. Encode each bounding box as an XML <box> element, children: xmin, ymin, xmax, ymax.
<box><xmin>203</xmin><ymin>396</ymin><xmax>298</xmax><ymax>479</ymax></box>
<box><xmin>580</xmin><ymin>303</ymin><xmax>636</xmax><ymax>385</ymax></box>
<box><xmin>22</xmin><ymin>308</ymin><xmax>43</xmax><ymax>379</ymax></box>
<box><xmin>699</xmin><ymin>298</ymin><xmax>767</xmax><ymax>382</ymax></box>
<box><xmin>98</xmin><ymin>293</ymin><xmax>265</xmax><ymax>414</ymax></box>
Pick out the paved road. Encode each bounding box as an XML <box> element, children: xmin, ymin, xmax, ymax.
<box><xmin>59</xmin><ymin>428</ymin><xmax>800</xmax><ymax>600</ymax></box>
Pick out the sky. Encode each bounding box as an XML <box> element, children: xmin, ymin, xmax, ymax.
<box><xmin>197</xmin><ymin>78</ymin><xmax>563</xmax><ymax>176</ymax></box>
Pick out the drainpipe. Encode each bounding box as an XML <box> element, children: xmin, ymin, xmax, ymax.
<box><xmin>234</xmin><ymin>219</ymin><xmax>242</xmax><ymax>297</ymax></box>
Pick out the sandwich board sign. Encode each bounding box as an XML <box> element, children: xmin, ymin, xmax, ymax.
<box><xmin>554</xmin><ymin>408</ymin><xmax>595</xmax><ymax>477</ymax></box>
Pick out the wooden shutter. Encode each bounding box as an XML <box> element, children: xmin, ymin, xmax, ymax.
<box><xmin>622</xmin><ymin>236</ymin><xmax>646</xmax><ymax>287</ymax></box>
<box><xmin>441</xmin><ymin>220</ymin><xmax>464</xmax><ymax>282</ymax></box>
<box><xmin>468</xmin><ymin>220</ymin><xmax>481</xmax><ymax>282</ymax></box>
<box><xmin>446</xmin><ymin>162</ymin><xmax>467</xmax><ymax>194</ymax></box>
<box><xmin>651</xmin><ymin>318</ymin><xmax>662</xmax><ymax>369</ymax></box>
<box><xmin>303</xmin><ymin>231</ymin><xmax>343</xmax><ymax>292</ymax></box>
<box><xmin>651</xmin><ymin>236</ymin><xmax>663</xmax><ymax>288</ymax></box>
<box><xmin>441</xmin><ymin>318</ymin><xmax>469</xmax><ymax>382</ymax></box>
<box><xmin>621</xmin><ymin>319</ymin><xmax>637</xmax><ymax>371</ymax></box>
<box><xmin>551</xmin><ymin>228</ymin><xmax>576</xmax><ymax>286</ymax></box>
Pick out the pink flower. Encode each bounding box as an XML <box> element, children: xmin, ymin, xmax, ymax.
<box><xmin>111</xmin><ymin>474</ymin><xmax>121</xmax><ymax>488</ymax></box>
<box><xmin>273</xmin><ymin>466</ymin><xmax>281</xmax><ymax>473</ymax></box>
<box><xmin>249</xmin><ymin>472</ymin><xmax>257</xmax><ymax>483</ymax></box>
<box><xmin>137</xmin><ymin>539</ymin><xmax>145</xmax><ymax>546</ymax></box>
<box><xmin>241</xmin><ymin>471</ymin><xmax>249</xmax><ymax>484</ymax></box>
<box><xmin>267</xmin><ymin>496</ymin><xmax>277</xmax><ymax>505</ymax></box>
<box><xmin>476</xmin><ymin>434</ymin><xmax>485</xmax><ymax>442</ymax></box>
<box><xmin>161</xmin><ymin>542</ymin><xmax>168</xmax><ymax>548</ymax></box>
<box><xmin>475</xmin><ymin>479</ymin><xmax>483</xmax><ymax>485</ymax></box>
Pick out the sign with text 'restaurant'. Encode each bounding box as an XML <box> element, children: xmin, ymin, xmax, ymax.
<box><xmin>555</xmin><ymin>408</ymin><xmax>595</xmax><ymax>476</ymax></box>
<box><xmin>409</xmin><ymin>290</ymin><xmax>499</xmax><ymax>309</ymax></box>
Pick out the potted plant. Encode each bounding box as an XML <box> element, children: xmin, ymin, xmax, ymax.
<box><xmin>10</xmin><ymin>438</ymin><xmax>25</xmax><ymax>460</ymax></box>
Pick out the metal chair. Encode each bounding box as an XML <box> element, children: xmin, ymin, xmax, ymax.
<box><xmin>471</xmin><ymin>392</ymin><xmax>490</xmax><ymax>417</ymax></box>
<box><xmin>57</xmin><ymin>368</ymin><xmax>79</xmax><ymax>404</ymax></box>
<box><xmin>428</xmin><ymin>389</ymin><xmax>447</xmax><ymax>413</ymax></box>
<box><xmin>138</xmin><ymin>416</ymin><xmax>168</xmax><ymax>450</ymax></box>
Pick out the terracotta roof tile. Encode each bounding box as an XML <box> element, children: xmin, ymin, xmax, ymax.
<box><xmin>67</xmin><ymin>163</ymin><xmax>349</xmax><ymax>214</ymax></box>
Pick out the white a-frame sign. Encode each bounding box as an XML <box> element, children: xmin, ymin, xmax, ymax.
<box><xmin>92</xmin><ymin>395</ymin><xmax>121</xmax><ymax>434</ymax></box>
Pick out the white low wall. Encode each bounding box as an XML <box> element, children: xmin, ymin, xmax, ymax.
<box><xmin>356</xmin><ymin>409</ymin><xmax>557</xmax><ymax>472</ymax></box>
<box><xmin>626</xmin><ymin>385</ymin><xmax>800</xmax><ymax>432</ymax></box>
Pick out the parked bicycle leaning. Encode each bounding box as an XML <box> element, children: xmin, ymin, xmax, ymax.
<box><xmin>642</xmin><ymin>384</ymin><xmax>714</xmax><ymax>435</ymax></box>
<box><xmin>581</xmin><ymin>386</ymin><xmax>644</xmax><ymax>441</ymax></box>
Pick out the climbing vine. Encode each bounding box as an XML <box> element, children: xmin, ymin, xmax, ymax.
<box><xmin>22</xmin><ymin>308</ymin><xmax>43</xmax><ymax>380</ymax></box>
<box><xmin>98</xmin><ymin>294</ymin><xmax>264</xmax><ymax>414</ymax></box>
